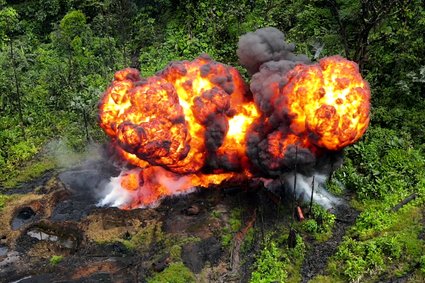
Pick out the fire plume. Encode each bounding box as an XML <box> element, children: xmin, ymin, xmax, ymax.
<box><xmin>99</xmin><ymin>55</ymin><xmax>257</xmax><ymax>208</ymax></box>
<box><xmin>98</xmin><ymin>52</ymin><xmax>370</xmax><ymax>208</ymax></box>
<box><xmin>282</xmin><ymin>56</ymin><xmax>370</xmax><ymax>150</ymax></box>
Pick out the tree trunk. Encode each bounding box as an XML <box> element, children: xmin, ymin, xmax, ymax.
<box><xmin>9</xmin><ymin>39</ymin><xmax>25</xmax><ymax>138</ymax></box>
<box><xmin>82</xmin><ymin>108</ymin><xmax>90</xmax><ymax>142</ymax></box>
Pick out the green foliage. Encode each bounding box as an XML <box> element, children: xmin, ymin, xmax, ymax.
<box><xmin>49</xmin><ymin>255</ymin><xmax>63</xmax><ymax>265</ymax></box>
<box><xmin>121</xmin><ymin>222</ymin><xmax>164</xmax><ymax>252</ymax></box>
<box><xmin>336</xmin><ymin>126</ymin><xmax>425</xmax><ymax>201</ymax></box>
<box><xmin>420</xmin><ymin>255</ymin><xmax>425</xmax><ymax>274</ymax></box>
<box><xmin>0</xmin><ymin>6</ymin><xmax>19</xmax><ymax>40</ymax></box>
<box><xmin>300</xmin><ymin>204</ymin><xmax>336</xmax><ymax>241</ymax></box>
<box><xmin>147</xmin><ymin>262</ymin><xmax>195</xmax><ymax>283</ymax></box>
<box><xmin>242</xmin><ymin>227</ymin><xmax>255</xmax><ymax>253</ymax></box>
<box><xmin>169</xmin><ymin>244</ymin><xmax>182</xmax><ymax>262</ymax></box>
<box><xmin>301</xmin><ymin>219</ymin><xmax>319</xmax><ymax>234</ymax></box>
<box><xmin>328</xmin><ymin>205</ymin><xmax>424</xmax><ymax>282</ymax></box>
<box><xmin>250</xmin><ymin>227</ymin><xmax>306</xmax><ymax>283</ymax></box>
<box><xmin>59</xmin><ymin>10</ymin><xmax>87</xmax><ymax>40</ymax></box>
<box><xmin>210</xmin><ymin>209</ymin><xmax>221</xmax><ymax>218</ymax></box>
<box><xmin>250</xmin><ymin>242</ymin><xmax>288</xmax><ymax>283</ymax></box>
<box><xmin>351</xmin><ymin>209</ymin><xmax>393</xmax><ymax>239</ymax></box>
<box><xmin>309</xmin><ymin>275</ymin><xmax>344</xmax><ymax>283</ymax></box>
<box><xmin>326</xmin><ymin>178</ymin><xmax>345</xmax><ymax>196</ymax></box>
<box><xmin>0</xmin><ymin>194</ymin><xmax>13</xmax><ymax>211</ymax></box>
<box><xmin>221</xmin><ymin>208</ymin><xmax>242</xmax><ymax>248</ymax></box>
<box><xmin>372</xmin><ymin>106</ymin><xmax>425</xmax><ymax>145</ymax></box>
<box><xmin>1</xmin><ymin>158</ymin><xmax>56</xmax><ymax>189</ymax></box>
<box><xmin>323</xmin><ymin>123</ymin><xmax>424</xmax><ymax>282</ymax></box>
<box><xmin>366</xmin><ymin>0</ymin><xmax>425</xmax><ymax>108</ymax></box>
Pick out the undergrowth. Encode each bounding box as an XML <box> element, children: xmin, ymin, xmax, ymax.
<box><xmin>221</xmin><ymin>207</ymin><xmax>243</xmax><ymax>248</ymax></box>
<box><xmin>147</xmin><ymin>262</ymin><xmax>196</xmax><ymax>283</ymax></box>
<box><xmin>317</xmin><ymin>125</ymin><xmax>425</xmax><ymax>282</ymax></box>
<box><xmin>250</xmin><ymin>227</ymin><xmax>306</xmax><ymax>283</ymax></box>
<box><xmin>299</xmin><ymin>204</ymin><xmax>336</xmax><ymax>242</ymax></box>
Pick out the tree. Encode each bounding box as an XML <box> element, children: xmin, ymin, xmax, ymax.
<box><xmin>0</xmin><ymin>6</ymin><xmax>25</xmax><ymax>136</ymax></box>
<box><xmin>320</xmin><ymin>0</ymin><xmax>403</xmax><ymax>70</ymax></box>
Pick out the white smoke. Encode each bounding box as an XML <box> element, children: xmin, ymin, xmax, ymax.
<box><xmin>97</xmin><ymin>173</ymin><xmax>138</xmax><ymax>208</ymax></box>
<box><xmin>46</xmin><ymin>139</ymin><xmax>103</xmax><ymax>168</ymax></box>
<box><xmin>262</xmin><ymin>172</ymin><xmax>342</xmax><ymax>210</ymax></box>
<box><xmin>97</xmin><ymin>167</ymin><xmax>197</xmax><ymax>209</ymax></box>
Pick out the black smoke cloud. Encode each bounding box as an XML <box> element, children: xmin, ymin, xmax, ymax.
<box><xmin>237</xmin><ymin>27</ymin><xmax>310</xmax><ymax>76</ymax></box>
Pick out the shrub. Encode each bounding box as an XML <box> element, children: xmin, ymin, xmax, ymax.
<box><xmin>147</xmin><ymin>262</ymin><xmax>195</xmax><ymax>283</ymax></box>
<box><xmin>250</xmin><ymin>242</ymin><xmax>288</xmax><ymax>283</ymax></box>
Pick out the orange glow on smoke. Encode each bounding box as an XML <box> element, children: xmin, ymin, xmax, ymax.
<box><xmin>99</xmin><ymin>56</ymin><xmax>255</xmax><ymax>207</ymax></box>
<box><xmin>120</xmin><ymin>170</ymin><xmax>140</xmax><ymax>191</ymax></box>
<box><xmin>98</xmin><ymin>55</ymin><xmax>370</xmax><ymax>208</ymax></box>
<box><xmin>282</xmin><ymin>56</ymin><xmax>370</xmax><ymax>150</ymax></box>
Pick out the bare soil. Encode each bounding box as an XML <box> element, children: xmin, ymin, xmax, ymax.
<box><xmin>0</xmin><ymin>164</ymin><xmax>263</xmax><ymax>283</ymax></box>
<box><xmin>300</xmin><ymin>203</ymin><xmax>359</xmax><ymax>282</ymax></box>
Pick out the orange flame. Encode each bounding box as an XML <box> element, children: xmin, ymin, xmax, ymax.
<box><xmin>98</xmin><ymin>55</ymin><xmax>370</xmax><ymax>208</ymax></box>
<box><xmin>282</xmin><ymin>56</ymin><xmax>370</xmax><ymax>150</ymax></box>
<box><xmin>99</xmin><ymin>56</ymin><xmax>257</xmax><ymax>207</ymax></box>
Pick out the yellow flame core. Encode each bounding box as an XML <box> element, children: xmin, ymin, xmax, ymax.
<box><xmin>226</xmin><ymin>103</ymin><xmax>259</xmax><ymax>145</ymax></box>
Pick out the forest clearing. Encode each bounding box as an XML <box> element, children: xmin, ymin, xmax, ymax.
<box><xmin>0</xmin><ymin>1</ymin><xmax>424</xmax><ymax>282</ymax></box>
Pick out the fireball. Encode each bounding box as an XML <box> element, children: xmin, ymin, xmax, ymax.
<box><xmin>282</xmin><ymin>56</ymin><xmax>370</xmax><ymax>150</ymax></box>
<box><xmin>98</xmin><ymin>53</ymin><xmax>370</xmax><ymax>208</ymax></box>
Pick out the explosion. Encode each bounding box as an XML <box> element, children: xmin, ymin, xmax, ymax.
<box><xmin>283</xmin><ymin>56</ymin><xmax>370</xmax><ymax>150</ymax></box>
<box><xmin>98</xmin><ymin>28</ymin><xmax>370</xmax><ymax>209</ymax></box>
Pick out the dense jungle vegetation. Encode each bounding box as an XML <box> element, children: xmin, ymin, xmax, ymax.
<box><xmin>0</xmin><ymin>0</ymin><xmax>424</xmax><ymax>282</ymax></box>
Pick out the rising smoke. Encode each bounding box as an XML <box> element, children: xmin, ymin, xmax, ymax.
<box><xmin>238</xmin><ymin>27</ymin><xmax>344</xmax><ymax>208</ymax></box>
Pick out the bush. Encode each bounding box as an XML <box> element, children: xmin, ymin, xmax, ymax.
<box><xmin>250</xmin><ymin>242</ymin><xmax>288</xmax><ymax>283</ymax></box>
<box><xmin>337</xmin><ymin>126</ymin><xmax>425</xmax><ymax>201</ymax></box>
<box><xmin>329</xmin><ymin>206</ymin><xmax>424</xmax><ymax>282</ymax></box>
<box><xmin>301</xmin><ymin>204</ymin><xmax>336</xmax><ymax>241</ymax></box>
<box><xmin>147</xmin><ymin>262</ymin><xmax>195</xmax><ymax>283</ymax></box>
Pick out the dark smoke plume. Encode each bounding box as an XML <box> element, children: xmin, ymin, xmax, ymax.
<box><xmin>237</xmin><ymin>27</ymin><xmax>310</xmax><ymax>75</ymax></box>
<box><xmin>238</xmin><ymin>27</ymin><xmax>343</xmax><ymax>208</ymax></box>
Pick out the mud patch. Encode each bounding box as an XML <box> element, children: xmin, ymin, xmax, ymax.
<box><xmin>182</xmin><ymin>237</ymin><xmax>222</xmax><ymax>273</ymax></box>
<box><xmin>301</xmin><ymin>204</ymin><xmax>359</xmax><ymax>282</ymax></box>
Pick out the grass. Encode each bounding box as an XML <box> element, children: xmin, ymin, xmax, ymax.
<box><xmin>0</xmin><ymin>194</ymin><xmax>14</xmax><ymax>211</ymax></box>
<box><xmin>121</xmin><ymin>222</ymin><xmax>164</xmax><ymax>252</ymax></box>
<box><xmin>147</xmin><ymin>262</ymin><xmax>196</xmax><ymax>283</ymax></box>
<box><xmin>49</xmin><ymin>255</ymin><xmax>64</xmax><ymax>265</ymax></box>
<box><xmin>1</xmin><ymin>157</ymin><xmax>56</xmax><ymax>189</ymax></box>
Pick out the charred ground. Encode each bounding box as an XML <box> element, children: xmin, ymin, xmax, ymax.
<box><xmin>1</xmin><ymin>155</ymin><xmax>423</xmax><ymax>282</ymax></box>
<box><xmin>0</xmin><ymin>160</ymin><xmax>339</xmax><ymax>282</ymax></box>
